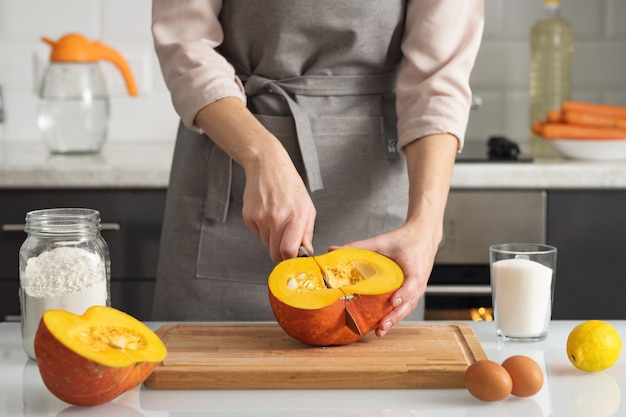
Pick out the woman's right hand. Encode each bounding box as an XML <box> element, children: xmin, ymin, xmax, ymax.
<box><xmin>195</xmin><ymin>97</ymin><xmax>316</xmax><ymax>262</ymax></box>
<box><xmin>241</xmin><ymin>143</ymin><xmax>317</xmax><ymax>262</ymax></box>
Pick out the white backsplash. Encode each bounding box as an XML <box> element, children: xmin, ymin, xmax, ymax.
<box><xmin>0</xmin><ymin>0</ymin><xmax>624</xmax><ymax>147</ymax></box>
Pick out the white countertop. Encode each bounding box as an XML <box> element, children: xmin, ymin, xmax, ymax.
<box><xmin>452</xmin><ymin>160</ymin><xmax>626</xmax><ymax>189</ymax></box>
<box><xmin>3</xmin><ymin>142</ymin><xmax>626</xmax><ymax>189</ymax></box>
<box><xmin>1</xmin><ymin>320</ymin><xmax>624</xmax><ymax>416</ymax></box>
<box><xmin>0</xmin><ymin>143</ymin><xmax>174</xmax><ymax>188</ymax></box>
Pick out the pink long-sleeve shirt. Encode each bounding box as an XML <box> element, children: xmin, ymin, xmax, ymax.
<box><xmin>152</xmin><ymin>0</ymin><xmax>484</xmax><ymax>151</ymax></box>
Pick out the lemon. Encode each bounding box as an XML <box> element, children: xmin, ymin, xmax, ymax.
<box><xmin>566</xmin><ymin>320</ymin><xmax>622</xmax><ymax>372</ymax></box>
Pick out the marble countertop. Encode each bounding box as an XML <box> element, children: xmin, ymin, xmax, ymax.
<box><xmin>1</xmin><ymin>320</ymin><xmax>624</xmax><ymax>416</ymax></box>
<box><xmin>0</xmin><ymin>143</ymin><xmax>174</xmax><ymax>188</ymax></box>
<box><xmin>452</xmin><ymin>159</ymin><xmax>626</xmax><ymax>189</ymax></box>
<box><xmin>2</xmin><ymin>142</ymin><xmax>626</xmax><ymax>189</ymax></box>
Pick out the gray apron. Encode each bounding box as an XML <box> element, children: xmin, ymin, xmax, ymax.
<box><xmin>153</xmin><ymin>0</ymin><xmax>424</xmax><ymax>321</ymax></box>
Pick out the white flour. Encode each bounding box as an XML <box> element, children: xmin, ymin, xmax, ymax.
<box><xmin>20</xmin><ymin>246</ymin><xmax>108</xmax><ymax>359</ymax></box>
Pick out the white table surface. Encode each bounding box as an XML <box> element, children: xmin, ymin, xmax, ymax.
<box><xmin>1</xmin><ymin>320</ymin><xmax>624</xmax><ymax>416</ymax></box>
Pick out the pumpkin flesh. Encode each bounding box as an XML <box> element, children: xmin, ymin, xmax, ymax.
<box><xmin>34</xmin><ymin>306</ymin><xmax>167</xmax><ymax>407</ymax></box>
<box><xmin>268</xmin><ymin>248</ymin><xmax>404</xmax><ymax>346</ymax></box>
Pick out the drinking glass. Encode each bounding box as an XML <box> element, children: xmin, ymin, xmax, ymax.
<box><xmin>490</xmin><ymin>243</ymin><xmax>557</xmax><ymax>342</ymax></box>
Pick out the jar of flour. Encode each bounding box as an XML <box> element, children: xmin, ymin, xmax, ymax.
<box><xmin>18</xmin><ymin>208</ymin><xmax>110</xmax><ymax>360</ymax></box>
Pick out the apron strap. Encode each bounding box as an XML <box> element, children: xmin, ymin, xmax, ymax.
<box><xmin>245</xmin><ymin>75</ymin><xmax>324</xmax><ymax>192</ymax></box>
<box><xmin>244</xmin><ymin>71</ymin><xmax>398</xmax><ymax>192</ymax></box>
<box><xmin>246</xmin><ymin>72</ymin><xmax>397</xmax><ymax>96</ymax></box>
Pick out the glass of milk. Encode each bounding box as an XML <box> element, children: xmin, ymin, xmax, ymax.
<box><xmin>490</xmin><ymin>243</ymin><xmax>557</xmax><ymax>342</ymax></box>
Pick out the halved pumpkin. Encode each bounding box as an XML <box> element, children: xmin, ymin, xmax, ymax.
<box><xmin>268</xmin><ymin>248</ymin><xmax>404</xmax><ymax>346</ymax></box>
<box><xmin>34</xmin><ymin>305</ymin><xmax>167</xmax><ymax>407</ymax></box>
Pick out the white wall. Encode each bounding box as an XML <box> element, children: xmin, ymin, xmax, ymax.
<box><xmin>0</xmin><ymin>0</ymin><xmax>625</xmax><ymax>147</ymax></box>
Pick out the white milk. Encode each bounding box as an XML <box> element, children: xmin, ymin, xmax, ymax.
<box><xmin>492</xmin><ymin>257</ymin><xmax>553</xmax><ymax>338</ymax></box>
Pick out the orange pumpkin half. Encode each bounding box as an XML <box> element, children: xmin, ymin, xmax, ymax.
<box><xmin>34</xmin><ymin>306</ymin><xmax>167</xmax><ymax>407</ymax></box>
<box><xmin>268</xmin><ymin>248</ymin><xmax>404</xmax><ymax>346</ymax></box>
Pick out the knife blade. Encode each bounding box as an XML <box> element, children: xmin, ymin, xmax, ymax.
<box><xmin>298</xmin><ymin>246</ymin><xmax>332</xmax><ymax>289</ymax></box>
<box><xmin>297</xmin><ymin>246</ymin><xmax>362</xmax><ymax>336</ymax></box>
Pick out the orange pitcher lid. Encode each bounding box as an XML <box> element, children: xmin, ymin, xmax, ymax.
<box><xmin>42</xmin><ymin>33</ymin><xmax>138</xmax><ymax>96</ymax></box>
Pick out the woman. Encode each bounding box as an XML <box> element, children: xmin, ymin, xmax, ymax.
<box><xmin>151</xmin><ymin>0</ymin><xmax>484</xmax><ymax>337</ymax></box>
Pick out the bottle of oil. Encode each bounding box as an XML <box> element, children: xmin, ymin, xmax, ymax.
<box><xmin>529</xmin><ymin>0</ymin><xmax>574</xmax><ymax>158</ymax></box>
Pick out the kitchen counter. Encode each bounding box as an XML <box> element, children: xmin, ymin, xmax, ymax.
<box><xmin>0</xmin><ymin>143</ymin><xmax>174</xmax><ymax>188</ymax></box>
<box><xmin>3</xmin><ymin>142</ymin><xmax>626</xmax><ymax>189</ymax></box>
<box><xmin>1</xmin><ymin>320</ymin><xmax>624</xmax><ymax>416</ymax></box>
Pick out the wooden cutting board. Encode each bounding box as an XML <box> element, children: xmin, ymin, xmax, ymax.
<box><xmin>144</xmin><ymin>322</ymin><xmax>487</xmax><ymax>390</ymax></box>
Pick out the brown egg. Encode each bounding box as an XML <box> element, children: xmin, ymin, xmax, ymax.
<box><xmin>502</xmin><ymin>355</ymin><xmax>544</xmax><ymax>397</ymax></box>
<box><xmin>465</xmin><ymin>359</ymin><xmax>513</xmax><ymax>402</ymax></box>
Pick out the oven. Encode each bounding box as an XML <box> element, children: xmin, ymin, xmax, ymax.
<box><xmin>425</xmin><ymin>190</ymin><xmax>547</xmax><ymax>320</ymax></box>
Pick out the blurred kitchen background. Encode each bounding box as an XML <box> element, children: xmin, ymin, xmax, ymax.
<box><xmin>2</xmin><ymin>1</ymin><xmax>626</xmax><ymax>323</ymax></box>
<box><xmin>0</xmin><ymin>0</ymin><xmax>625</xmax><ymax>147</ymax></box>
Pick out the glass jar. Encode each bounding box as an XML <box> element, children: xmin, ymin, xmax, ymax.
<box><xmin>37</xmin><ymin>62</ymin><xmax>110</xmax><ymax>154</ymax></box>
<box><xmin>19</xmin><ymin>208</ymin><xmax>111</xmax><ymax>360</ymax></box>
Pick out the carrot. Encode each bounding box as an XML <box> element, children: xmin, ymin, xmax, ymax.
<box><xmin>563</xmin><ymin>110</ymin><xmax>626</xmax><ymax>130</ymax></box>
<box><xmin>532</xmin><ymin>121</ymin><xmax>547</xmax><ymax>136</ymax></box>
<box><xmin>546</xmin><ymin>109</ymin><xmax>563</xmax><ymax>123</ymax></box>
<box><xmin>561</xmin><ymin>101</ymin><xmax>626</xmax><ymax>119</ymax></box>
<box><xmin>536</xmin><ymin>123</ymin><xmax>626</xmax><ymax>140</ymax></box>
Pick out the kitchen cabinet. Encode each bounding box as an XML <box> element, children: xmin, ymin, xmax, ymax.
<box><xmin>548</xmin><ymin>190</ymin><xmax>626</xmax><ymax>319</ymax></box>
<box><xmin>3</xmin><ymin>188</ymin><xmax>626</xmax><ymax>322</ymax></box>
<box><xmin>0</xmin><ymin>189</ymin><xmax>166</xmax><ymax>322</ymax></box>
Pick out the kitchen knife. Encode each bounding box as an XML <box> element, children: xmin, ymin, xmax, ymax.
<box><xmin>297</xmin><ymin>246</ymin><xmax>332</xmax><ymax>289</ymax></box>
<box><xmin>297</xmin><ymin>246</ymin><xmax>362</xmax><ymax>336</ymax></box>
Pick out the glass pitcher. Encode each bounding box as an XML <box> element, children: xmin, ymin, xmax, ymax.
<box><xmin>37</xmin><ymin>33</ymin><xmax>138</xmax><ymax>154</ymax></box>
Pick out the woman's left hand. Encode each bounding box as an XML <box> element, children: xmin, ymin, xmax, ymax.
<box><xmin>338</xmin><ymin>133</ymin><xmax>457</xmax><ymax>337</ymax></box>
<box><xmin>333</xmin><ymin>219</ymin><xmax>441</xmax><ymax>337</ymax></box>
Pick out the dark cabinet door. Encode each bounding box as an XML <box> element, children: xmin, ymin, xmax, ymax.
<box><xmin>548</xmin><ymin>190</ymin><xmax>626</xmax><ymax>319</ymax></box>
<box><xmin>0</xmin><ymin>189</ymin><xmax>166</xmax><ymax>321</ymax></box>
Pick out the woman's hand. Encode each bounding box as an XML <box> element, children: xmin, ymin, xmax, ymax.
<box><xmin>333</xmin><ymin>218</ymin><xmax>441</xmax><ymax>337</ymax></box>
<box><xmin>336</xmin><ymin>133</ymin><xmax>458</xmax><ymax>336</ymax></box>
<box><xmin>195</xmin><ymin>97</ymin><xmax>316</xmax><ymax>261</ymax></box>
<box><xmin>241</xmin><ymin>144</ymin><xmax>317</xmax><ymax>262</ymax></box>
